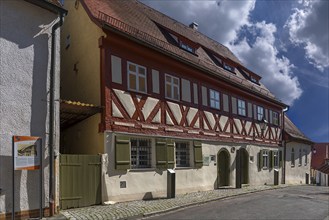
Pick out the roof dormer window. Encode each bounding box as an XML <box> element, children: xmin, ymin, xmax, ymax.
<box><xmin>223</xmin><ymin>62</ymin><xmax>235</xmax><ymax>72</ymax></box>
<box><xmin>180</xmin><ymin>40</ymin><xmax>195</xmax><ymax>53</ymax></box>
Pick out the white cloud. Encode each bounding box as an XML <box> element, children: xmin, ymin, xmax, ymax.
<box><xmin>230</xmin><ymin>22</ymin><xmax>302</xmax><ymax>105</ymax></box>
<box><xmin>285</xmin><ymin>0</ymin><xmax>329</xmax><ymax>71</ymax></box>
<box><xmin>141</xmin><ymin>0</ymin><xmax>255</xmax><ymax>45</ymax></box>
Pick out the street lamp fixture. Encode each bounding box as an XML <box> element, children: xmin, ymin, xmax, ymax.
<box><xmin>259</xmin><ymin>118</ymin><xmax>268</xmax><ymax>138</ymax></box>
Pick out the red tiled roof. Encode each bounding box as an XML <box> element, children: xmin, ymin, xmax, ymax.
<box><xmin>81</xmin><ymin>0</ymin><xmax>286</xmax><ymax>106</ymax></box>
<box><xmin>311</xmin><ymin>143</ymin><xmax>329</xmax><ymax>170</ymax></box>
<box><xmin>284</xmin><ymin>115</ymin><xmax>312</xmax><ymax>144</ymax></box>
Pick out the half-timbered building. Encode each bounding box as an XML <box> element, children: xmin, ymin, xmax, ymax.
<box><xmin>61</xmin><ymin>0</ymin><xmax>289</xmax><ymax>203</ymax></box>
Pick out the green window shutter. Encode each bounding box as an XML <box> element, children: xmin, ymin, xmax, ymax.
<box><xmin>156</xmin><ymin>139</ymin><xmax>167</xmax><ymax>169</ymax></box>
<box><xmin>279</xmin><ymin>150</ymin><xmax>283</xmax><ymax>168</ymax></box>
<box><xmin>194</xmin><ymin>141</ymin><xmax>203</xmax><ymax>169</ymax></box>
<box><xmin>269</xmin><ymin>150</ymin><xmax>273</xmax><ymax>169</ymax></box>
<box><xmin>167</xmin><ymin>139</ymin><xmax>175</xmax><ymax>169</ymax></box>
<box><xmin>258</xmin><ymin>150</ymin><xmax>263</xmax><ymax>170</ymax></box>
<box><xmin>115</xmin><ymin>136</ymin><xmax>130</xmax><ymax>170</ymax></box>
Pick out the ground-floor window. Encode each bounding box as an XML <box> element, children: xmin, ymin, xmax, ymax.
<box><xmin>273</xmin><ymin>151</ymin><xmax>279</xmax><ymax>168</ymax></box>
<box><xmin>176</xmin><ymin>142</ymin><xmax>190</xmax><ymax>167</ymax></box>
<box><xmin>131</xmin><ymin>138</ymin><xmax>151</xmax><ymax>169</ymax></box>
<box><xmin>262</xmin><ymin>150</ymin><xmax>268</xmax><ymax>168</ymax></box>
<box><xmin>291</xmin><ymin>148</ymin><xmax>295</xmax><ymax>167</ymax></box>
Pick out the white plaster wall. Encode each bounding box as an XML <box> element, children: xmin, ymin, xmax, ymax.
<box><xmin>285</xmin><ymin>142</ymin><xmax>311</xmax><ymax>184</ymax></box>
<box><xmin>0</xmin><ymin>0</ymin><xmax>60</xmax><ymax>214</ymax></box>
<box><xmin>102</xmin><ymin>132</ymin><xmax>282</xmax><ymax>202</ymax></box>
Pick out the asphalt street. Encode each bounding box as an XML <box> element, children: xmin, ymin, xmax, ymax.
<box><xmin>145</xmin><ymin>185</ymin><xmax>329</xmax><ymax>220</ymax></box>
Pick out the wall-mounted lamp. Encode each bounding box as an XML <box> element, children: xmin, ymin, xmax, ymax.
<box><xmin>259</xmin><ymin>118</ymin><xmax>268</xmax><ymax>138</ymax></box>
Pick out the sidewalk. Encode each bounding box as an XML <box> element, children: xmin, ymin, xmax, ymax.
<box><xmin>55</xmin><ymin>185</ymin><xmax>288</xmax><ymax>220</ymax></box>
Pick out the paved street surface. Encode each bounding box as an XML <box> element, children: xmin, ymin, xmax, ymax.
<box><xmin>58</xmin><ymin>185</ymin><xmax>290</xmax><ymax>220</ymax></box>
<box><xmin>146</xmin><ymin>185</ymin><xmax>329</xmax><ymax>220</ymax></box>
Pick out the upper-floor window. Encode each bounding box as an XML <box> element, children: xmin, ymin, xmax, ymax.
<box><xmin>257</xmin><ymin>106</ymin><xmax>264</xmax><ymax>121</ymax></box>
<box><xmin>131</xmin><ymin>138</ymin><xmax>151</xmax><ymax>169</ymax></box>
<box><xmin>299</xmin><ymin>148</ymin><xmax>302</xmax><ymax>166</ymax></box>
<box><xmin>180</xmin><ymin>41</ymin><xmax>194</xmax><ymax>53</ymax></box>
<box><xmin>210</xmin><ymin>89</ymin><xmax>220</xmax><ymax>109</ymax></box>
<box><xmin>291</xmin><ymin>148</ymin><xmax>295</xmax><ymax>167</ymax></box>
<box><xmin>238</xmin><ymin>99</ymin><xmax>246</xmax><ymax>116</ymax></box>
<box><xmin>250</xmin><ymin>76</ymin><xmax>258</xmax><ymax>83</ymax></box>
<box><xmin>304</xmin><ymin>149</ymin><xmax>308</xmax><ymax>165</ymax></box>
<box><xmin>176</xmin><ymin>142</ymin><xmax>190</xmax><ymax>167</ymax></box>
<box><xmin>165</xmin><ymin>74</ymin><xmax>180</xmax><ymax>100</ymax></box>
<box><xmin>223</xmin><ymin>63</ymin><xmax>235</xmax><ymax>72</ymax></box>
<box><xmin>127</xmin><ymin>62</ymin><xmax>147</xmax><ymax>93</ymax></box>
<box><xmin>273</xmin><ymin>112</ymin><xmax>279</xmax><ymax>126</ymax></box>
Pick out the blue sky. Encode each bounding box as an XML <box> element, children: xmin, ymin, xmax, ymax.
<box><xmin>141</xmin><ymin>0</ymin><xmax>329</xmax><ymax>143</ymax></box>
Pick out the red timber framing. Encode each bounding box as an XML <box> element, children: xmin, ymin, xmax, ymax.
<box><xmin>98</xmin><ymin>26</ymin><xmax>286</xmax><ymax>147</ymax></box>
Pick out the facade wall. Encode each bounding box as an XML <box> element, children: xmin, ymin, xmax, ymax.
<box><xmin>60</xmin><ymin>0</ymin><xmax>105</xmax><ymax>154</ymax></box>
<box><xmin>102</xmin><ymin>132</ymin><xmax>282</xmax><ymax>202</ymax></box>
<box><xmin>61</xmin><ymin>0</ymin><xmax>104</xmax><ymax>105</ymax></box>
<box><xmin>61</xmin><ymin>114</ymin><xmax>104</xmax><ymax>154</ymax></box>
<box><xmin>0</xmin><ymin>0</ymin><xmax>59</xmax><ymax>214</ymax></box>
<box><xmin>285</xmin><ymin>142</ymin><xmax>311</xmax><ymax>184</ymax></box>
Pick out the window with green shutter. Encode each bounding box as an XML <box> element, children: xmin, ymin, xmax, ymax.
<box><xmin>258</xmin><ymin>150</ymin><xmax>263</xmax><ymax>170</ymax></box>
<box><xmin>167</xmin><ymin>139</ymin><xmax>175</xmax><ymax>169</ymax></box>
<box><xmin>193</xmin><ymin>141</ymin><xmax>203</xmax><ymax>168</ymax></box>
<box><xmin>115</xmin><ymin>136</ymin><xmax>131</xmax><ymax>170</ymax></box>
<box><xmin>279</xmin><ymin>150</ymin><xmax>283</xmax><ymax>168</ymax></box>
<box><xmin>156</xmin><ymin>139</ymin><xmax>167</xmax><ymax>169</ymax></box>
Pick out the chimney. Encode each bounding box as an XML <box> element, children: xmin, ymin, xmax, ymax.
<box><xmin>189</xmin><ymin>22</ymin><xmax>198</xmax><ymax>30</ymax></box>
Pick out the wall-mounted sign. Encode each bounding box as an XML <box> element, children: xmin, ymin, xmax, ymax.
<box><xmin>13</xmin><ymin>136</ymin><xmax>41</xmax><ymax>170</ymax></box>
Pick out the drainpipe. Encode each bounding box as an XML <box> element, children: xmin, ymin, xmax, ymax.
<box><xmin>49</xmin><ymin>12</ymin><xmax>66</xmax><ymax>216</ymax></box>
<box><xmin>282</xmin><ymin>106</ymin><xmax>289</xmax><ymax>184</ymax></box>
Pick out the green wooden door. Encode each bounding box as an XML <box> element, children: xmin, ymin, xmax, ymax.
<box><xmin>60</xmin><ymin>154</ymin><xmax>101</xmax><ymax>209</ymax></box>
<box><xmin>218</xmin><ymin>150</ymin><xmax>230</xmax><ymax>187</ymax></box>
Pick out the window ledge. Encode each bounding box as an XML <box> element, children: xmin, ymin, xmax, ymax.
<box><xmin>175</xmin><ymin>167</ymin><xmax>193</xmax><ymax>170</ymax></box>
<box><xmin>129</xmin><ymin>168</ymin><xmax>155</xmax><ymax>172</ymax></box>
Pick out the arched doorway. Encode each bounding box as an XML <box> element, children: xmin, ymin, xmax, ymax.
<box><xmin>217</xmin><ymin>149</ymin><xmax>230</xmax><ymax>187</ymax></box>
<box><xmin>240</xmin><ymin>148</ymin><xmax>249</xmax><ymax>184</ymax></box>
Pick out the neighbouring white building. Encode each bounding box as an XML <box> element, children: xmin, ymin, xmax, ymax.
<box><xmin>283</xmin><ymin>116</ymin><xmax>313</xmax><ymax>185</ymax></box>
<box><xmin>0</xmin><ymin>0</ymin><xmax>66</xmax><ymax>219</ymax></box>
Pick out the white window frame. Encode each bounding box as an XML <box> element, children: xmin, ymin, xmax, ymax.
<box><xmin>130</xmin><ymin>138</ymin><xmax>152</xmax><ymax>169</ymax></box>
<box><xmin>165</xmin><ymin>74</ymin><xmax>180</xmax><ymax>101</ymax></box>
<box><xmin>238</xmin><ymin>99</ymin><xmax>246</xmax><ymax>116</ymax></box>
<box><xmin>179</xmin><ymin>40</ymin><xmax>194</xmax><ymax>53</ymax></box>
<box><xmin>175</xmin><ymin>142</ymin><xmax>190</xmax><ymax>168</ymax></box>
<box><xmin>262</xmin><ymin>150</ymin><xmax>268</xmax><ymax>169</ymax></box>
<box><xmin>273</xmin><ymin>112</ymin><xmax>279</xmax><ymax>126</ymax></box>
<box><xmin>209</xmin><ymin>89</ymin><xmax>220</xmax><ymax>109</ymax></box>
<box><xmin>257</xmin><ymin>106</ymin><xmax>264</xmax><ymax>121</ymax></box>
<box><xmin>127</xmin><ymin>61</ymin><xmax>147</xmax><ymax>93</ymax></box>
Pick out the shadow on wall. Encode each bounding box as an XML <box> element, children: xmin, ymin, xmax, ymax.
<box><xmin>0</xmin><ymin>154</ymin><xmax>49</xmax><ymax>215</ymax></box>
<box><xmin>0</xmin><ymin>0</ymin><xmax>56</xmax><ymax>214</ymax></box>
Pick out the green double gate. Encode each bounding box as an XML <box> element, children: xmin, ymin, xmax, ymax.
<box><xmin>59</xmin><ymin>154</ymin><xmax>102</xmax><ymax>209</ymax></box>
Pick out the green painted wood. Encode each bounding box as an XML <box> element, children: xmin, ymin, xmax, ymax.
<box><xmin>60</xmin><ymin>154</ymin><xmax>101</xmax><ymax>209</ymax></box>
<box><xmin>194</xmin><ymin>141</ymin><xmax>203</xmax><ymax>168</ymax></box>
<box><xmin>167</xmin><ymin>139</ymin><xmax>175</xmax><ymax>169</ymax></box>
<box><xmin>258</xmin><ymin>150</ymin><xmax>263</xmax><ymax>170</ymax></box>
<box><xmin>156</xmin><ymin>139</ymin><xmax>167</xmax><ymax>169</ymax></box>
<box><xmin>115</xmin><ymin>136</ymin><xmax>131</xmax><ymax>170</ymax></box>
